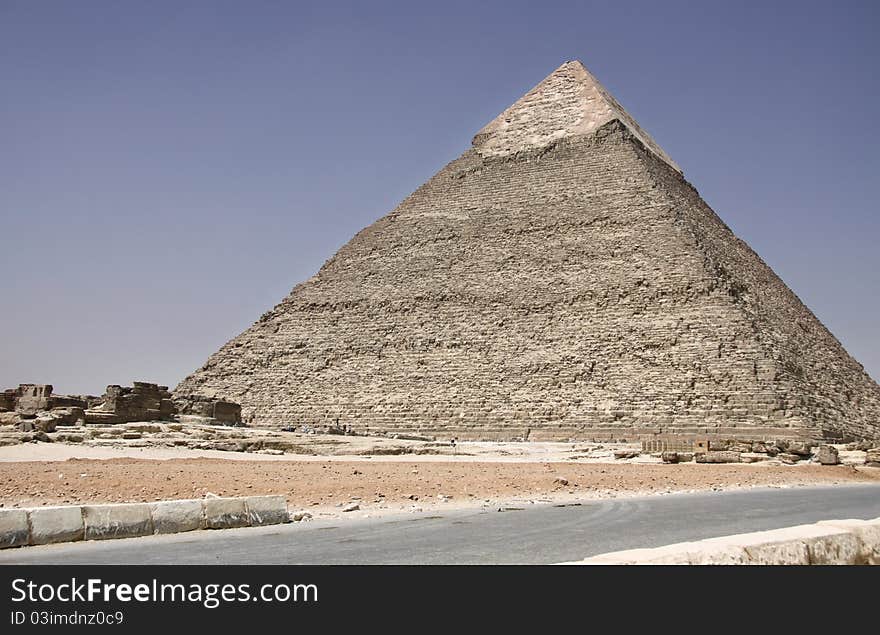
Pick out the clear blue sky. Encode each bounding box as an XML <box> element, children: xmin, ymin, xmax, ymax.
<box><xmin>2</xmin><ymin>0</ymin><xmax>878</xmax><ymax>395</ymax></box>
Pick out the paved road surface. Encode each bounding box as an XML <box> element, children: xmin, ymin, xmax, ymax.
<box><xmin>2</xmin><ymin>484</ymin><xmax>879</xmax><ymax>564</ymax></box>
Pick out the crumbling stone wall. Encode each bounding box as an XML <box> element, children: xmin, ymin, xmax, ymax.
<box><xmin>86</xmin><ymin>382</ymin><xmax>175</xmax><ymax>424</ymax></box>
<box><xmin>1</xmin><ymin>382</ymin><xmax>243</xmax><ymax>429</ymax></box>
<box><xmin>14</xmin><ymin>384</ymin><xmax>53</xmax><ymax>415</ymax></box>
<box><xmin>0</xmin><ymin>390</ymin><xmax>16</xmax><ymax>412</ymax></box>
<box><xmin>173</xmin><ymin>395</ymin><xmax>242</xmax><ymax>425</ymax></box>
<box><xmin>0</xmin><ymin>385</ymin><xmax>91</xmax><ymax>415</ymax></box>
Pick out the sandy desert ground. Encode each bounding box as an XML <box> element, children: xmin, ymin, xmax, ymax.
<box><xmin>1</xmin><ymin>436</ymin><xmax>878</xmax><ymax>521</ymax></box>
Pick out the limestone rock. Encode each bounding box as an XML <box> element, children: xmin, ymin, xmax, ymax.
<box><xmin>172</xmin><ymin>394</ymin><xmax>242</xmax><ymax>426</ymax></box>
<box><xmin>0</xmin><ymin>509</ymin><xmax>29</xmax><ymax>548</ymax></box>
<box><xmin>741</xmin><ymin>452</ymin><xmax>773</xmax><ymax>464</ymax></box>
<box><xmin>0</xmin><ymin>412</ymin><xmax>21</xmax><ymax>426</ymax></box>
<box><xmin>779</xmin><ymin>441</ymin><xmax>815</xmax><ymax>457</ymax></box>
<box><xmin>33</xmin><ymin>415</ymin><xmax>57</xmax><ymax>433</ymax></box>
<box><xmin>815</xmin><ymin>445</ymin><xmax>840</xmax><ymax>466</ymax></box>
<box><xmin>778</xmin><ymin>453</ymin><xmax>802</xmax><ymax>465</ymax></box>
<box><xmin>82</xmin><ymin>503</ymin><xmax>153</xmax><ymax>540</ymax></box>
<box><xmin>49</xmin><ymin>407</ymin><xmax>85</xmax><ymax>426</ymax></box>
<box><xmin>85</xmin><ymin>382</ymin><xmax>175</xmax><ymax>424</ymax></box>
<box><xmin>245</xmin><ymin>495</ymin><xmax>289</xmax><ymax>526</ymax></box>
<box><xmin>695</xmin><ymin>451</ymin><xmax>741</xmax><ymax>464</ymax></box>
<box><xmin>149</xmin><ymin>499</ymin><xmax>204</xmax><ymax>534</ymax></box>
<box><xmin>846</xmin><ymin>440</ymin><xmax>875</xmax><ymax>451</ymax></box>
<box><xmin>204</xmin><ymin>497</ymin><xmax>249</xmax><ymax>529</ymax></box>
<box><xmin>14</xmin><ymin>384</ymin><xmax>52</xmax><ymax>415</ymax></box>
<box><xmin>29</xmin><ymin>506</ymin><xmax>85</xmax><ymax>545</ymax></box>
<box><xmin>614</xmin><ymin>450</ymin><xmax>640</xmax><ymax>460</ymax></box>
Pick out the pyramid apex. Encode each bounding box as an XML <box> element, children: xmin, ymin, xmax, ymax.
<box><xmin>473</xmin><ymin>60</ymin><xmax>680</xmax><ymax>173</ymax></box>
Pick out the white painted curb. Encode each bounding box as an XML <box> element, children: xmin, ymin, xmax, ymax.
<box><xmin>558</xmin><ymin>517</ymin><xmax>880</xmax><ymax>565</ymax></box>
<box><xmin>0</xmin><ymin>495</ymin><xmax>290</xmax><ymax>549</ymax></box>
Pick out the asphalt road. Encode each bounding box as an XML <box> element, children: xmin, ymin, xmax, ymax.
<box><xmin>2</xmin><ymin>484</ymin><xmax>879</xmax><ymax>564</ymax></box>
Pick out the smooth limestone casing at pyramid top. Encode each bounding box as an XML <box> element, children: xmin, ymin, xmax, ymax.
<box><xmin>177</xmin><ymin>61</ymin><xmax>880</xmax><ymax>442</ymax></box>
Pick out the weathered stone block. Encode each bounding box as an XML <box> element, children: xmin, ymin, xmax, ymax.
<box><xmin>149</xmin><ymin>499</ymin><xmax>204</xmax><ymax>534</ymax></box>
<box><xmin>0</xmin><ymin>412</ymin><xmax>21</xmax><ymax>426</ymax></box>
<box><xmin>815</xmin><ymin>445</ymin><xmax>839</xmax><ymax>465</ymax></box>
<box><xmin>245</xmin><ymin>496</ymin><xmax>289</xmax><ymax>526</ymax></box>
<box><xmin>0</xmin><ymin>509</ymin><xmax>30</xmax><ymax>548</ymax></box>
<box><xmin>204</xmin><ymin>498</ymin><xmax>250</xmax><ymax>529</ymax></box>
<box><xmin>29</xmin><ymin>505</ymin><xmax>84</xmax><ymax>545</ymax></box>
<box><xmin>661</xmin><ymin>451</ymin><xmax>679</xmax><ymax>464</ymax></box>
<box><xmin>15</xmin><ymin>384</ymin><xmax>52</xmax><ymax>415</ymax></box>
<box><xmin>48</xmin><ymin>407</ymin><xmax>85</xmax><ymax>426</ymax></box>
<box><xmin>817</xmin><ymin>518</ymin><xmax>880</xmax><ymax>564</ymax></box>
<box><xmin>613</xmin><ymin>450</ymin><xmax>640</xmax><ymax>460</ymax></box>
<box><xmin>695</xmin><ymin>451</ymin><xmax>741</xmax><ymax>464</ymax></box>
<box><xmin>213</xmin><ymin>401</ymin><xmax>242</xmax><ymax>424</ymax></box>
<box><xmin>0</xmin><ymin>390</ymin><xmax>16</xmax><ymax>412</ymax></box>
<box><xmin>33</xmin><ymin>415</ymin><xmax>57</xmax><ymax>433</ymax></box>
<box><xmin>82</xmin><ymin>503</ymin><xmax>153</xmax><ymax>540</ymax></box>
<box><xmin>784</xmin><ymin>441</ymin><xmax>815</xmax><ymax>457</ymax></box>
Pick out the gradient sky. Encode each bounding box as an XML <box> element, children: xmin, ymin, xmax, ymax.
<box><xmin>2</xmin><ymin>0</ymin><xmax>878</xmax><ymax>395</ymax></box>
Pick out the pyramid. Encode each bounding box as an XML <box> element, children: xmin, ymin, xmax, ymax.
<box><xmin>177</xmin><ymin>61</ymin><xmax>880</xmax><ymax>442</ymax></box>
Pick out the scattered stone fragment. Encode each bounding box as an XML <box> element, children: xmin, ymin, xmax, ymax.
<box><xmin>661</xmin><ymin>452</ymin><xmax>679</xmax><ymax>464</ymax></box>
<box><xmin>614</xmin><ymin>451</ymin><xmax>640</xmax><ymax>460</ymax></box>
<box><xmin>815</xmin><ymin>445</ymin><xmax>840</xmax><ymax>466</ymax></box>
<box><xmin>695</xmin><ymin>451</ymin><xmax>741</xmax><ymax>464</ymax></box>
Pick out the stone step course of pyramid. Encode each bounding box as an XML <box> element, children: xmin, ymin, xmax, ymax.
<box><xmin>176</xmin><ymin>61</ymin><xmax>880</xmax><ymax>442</ymax></box>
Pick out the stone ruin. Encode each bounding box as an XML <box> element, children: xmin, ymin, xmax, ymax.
<box><xmin>175</xmin><ymin>60</ymin><xmax>880</xmax><ymax>443</ymax></box>
<box><xmin>0</xmin><ymin>382</ymin><xmax>241</xmax><ymax>432</ymax></box>
<box><xmin>0</xmin><ymin>384</ymin><xmax>93</xmax><ymax>432</ymax></box>
<box><xmin>84</xmin><ymin>382</ymin><xmax>176</xmax><ymax>425</ymax></box>
<box><xmin>172</xmin><ymin>394</ymin><xmax>242</xmax><ymax>426</ymax></box>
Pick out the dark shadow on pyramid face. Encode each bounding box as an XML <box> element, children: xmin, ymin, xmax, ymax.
<box><xmin>175</xmin><ymin>60</ymin><xmax>880</xmax><ymax>444</ymax></box>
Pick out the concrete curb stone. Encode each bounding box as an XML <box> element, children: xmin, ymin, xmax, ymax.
<box><xmin>245</xmin><ymin>495</ymin><xmax>289</xmax><ymax>527</ymax></box>
<box><xmin>149</xmin><ymin>499</ymin><xmax>205</xmax><ymax>534</ymax></box>
<box><xmin>29</xmin><ymin>505</ymin><xmax>85</xmax><ymax>545</ymax></box>
<box><xmin>82</xmin><ymin>503</ymin><xmax>154</xmax><ymax>541</ymax></box>
<box><xmin>0</xmin><ymin>509</ymin><xmax>30</xmax><ymax>548</ymax></box>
